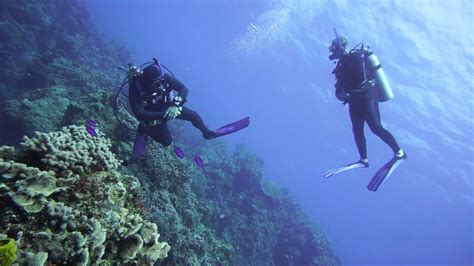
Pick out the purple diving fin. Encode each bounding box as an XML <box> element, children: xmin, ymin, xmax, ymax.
<box><xmin>86</xmin><ymin>118</ymin><xmax>97</xmax><ymax>128</ymax></box>
<box><xmin>85</xmin><ymin>118</ymin><xmax>98</xmax><ymax>137</ymax></box>
<box><xmin>367</xmin><ymin>153</ymin><xmax>407</xmax><ymax>192</ymax></box>
<box><xmin>174</xmin><ymin>146</ymin><xmax>185</xmax><ymax>159</ymax></box>
<box><xmin>86</xmin><ymin>127</ymin><xmax>98</xmax><ymax>137</ymax></box>
<box><xmin>194</xmin><ymin>155</ymin><xmax>204</xmax><ymax>167</ymax></box>
<box><xmin>132</xmin><ymin>125</ymin><xmax>149</xmax><ymax>157</ymax></box>
<box><xmin>213</xmin><ymin>116</ymin><xmax>250</xmax><ymax>138</ymax></box>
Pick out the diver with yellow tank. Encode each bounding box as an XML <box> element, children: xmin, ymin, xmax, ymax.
<box><xmin>323</xmin><ymin>29</ymin><xmax>407</xmax><ymax>192</ymax></box>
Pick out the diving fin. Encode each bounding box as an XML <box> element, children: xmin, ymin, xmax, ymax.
<box><xmin>367</xmin><ymin>153</ymin><xmax>407</xmax><ymax>192</ymax></box>
<box><xmin>206</xmin><ymin>116</ymin><xmax>250</xmax><ymax>139</ymax></box>
<box><xmin>323</xmin><ymin>160</ymin><xmax>369</xmax><ymax>178</ymax></box>
<box><xmin>132</xmin><ymin>125</ymin><xmax>148</xmax><ymax>157</ymax></box>
<box><xmin>174</xmin><ymin>146</ymin><xmax>185</xmax><ymax>159</ymax></box>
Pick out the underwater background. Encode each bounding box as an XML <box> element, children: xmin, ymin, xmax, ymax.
<box><xmin>0</xmin><ymin>0</ymin><xmax>472</xmax><ymax>265</ymax></box>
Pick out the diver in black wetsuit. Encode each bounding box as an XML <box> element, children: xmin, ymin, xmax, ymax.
<box><xmin>328</xmin><ymin>35</ymin><xmax>405</xmax><ymax>169</ymax></box>
<box><xmin>128</xmin><ymin>60</ymin><xmax>217</xmax><ymax>151</ymax></box>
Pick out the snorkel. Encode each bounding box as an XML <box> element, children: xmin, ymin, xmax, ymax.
<box><xmin>152</xmin><ymin>58</ymin><xmax>164</xmax><ymax>79</ymax></box>
<box><xmin>328</xmin><ymin>28</ymin><xmax>347</xmax><ymax>61</ymax></box>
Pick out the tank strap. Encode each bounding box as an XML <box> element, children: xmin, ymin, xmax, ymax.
<box><xmin>365</xmin><ymin>51</ymin><xmax>382</xmax><ymax>72</ymax></box>
<box><xmin>371</xmin><ymin>64</ymin><xmax>382</xmax><ymax>71</ymax></box>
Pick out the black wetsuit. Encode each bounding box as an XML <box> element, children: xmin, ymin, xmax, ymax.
<box><xmin>129</xmin><ymin>69</ymin><xmax>212</xmax><ymax>147</ymax></box>
<box><xmin>334</xmin><ymin>51</ymin><xmax>400</xmax><ymax>159</ymax></box>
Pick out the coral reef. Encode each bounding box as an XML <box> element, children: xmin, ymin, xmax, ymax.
<box><xmin>0</xmin><ymin>238</ymin><xmax>17</xmax><ymax>266</ymax></box>
<box><xmin>117</xmin><ymin>126</ymin><xmax>340</xmax><ymax>265</ymax></box>
<box><xmin>183</xmin><ymin>138</ymin><xmax>341</xmax><ymax>265</ymax></box>
<box><xmin>2</xmin><ymin>86</ymin><xmax>71</xmax><ymax>136</ymax></box>
<box><xmin>0</xmin><ymin>85</ymin><xmax>129</xmax><ymax>146</ymax></box>
<box><xmin>0</xmin><ymin>0</ymin><xmax>341</xmax><ymax>265</ymax></box>
<box><xmin>0</xmin><ymin>0</ymin><xmax>130</xmax><ymax>96</ymax></box>
<box><xmin>127</xmin><ymin>141</ymin><xmax>235</xmax><ymax>265</ymax></box>
<box><xmin>0</xmin><ymin>126</ymin><xmax>169</xmax><ymax>265</ymax></box>
<box><xmin>0</xmin><ymin>0</ymin><xmax>131</xmax><ymax>145</ymax></box>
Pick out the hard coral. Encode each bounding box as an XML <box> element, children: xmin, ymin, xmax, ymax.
<box><xmin>0</xmin><ymin>238</ymin><xmax>17</xmax><ymax>266</ymax></box>
<box><xmin>21</xmin><ymin>125</ymin><xmax>121</xmax><ymax>175</ymax></box>
<box><xmin>0</xmin><ymin>126</ymin><xmax>170</xmax><ymax>265</ymax></box>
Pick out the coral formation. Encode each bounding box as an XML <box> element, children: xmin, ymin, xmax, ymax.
<box><xmin>122</xmin><ymin>127</ymin><xmax>340</xmax><ymax>265</ymax></box>
<box><xmin>0</xmin><ymin>0</ymin><xmax>130</xmax><ymax>95</ymax></box>
<box><xmin>0</xmin><ymin>0</ymin><xmax>341</xmax><ymax>265</ymax></box>
<box><xmin>21</xmin><ymin>125</ymin><xmax>121</xmax><ymax>175</ymax></box>
<box><xmin>0</xmin><ymin>237</ymin><xmax>17</xmax><ymax>266</ymax></box>
<box><xmin>0</xmin><ymin>126</ymin><xmax>169</xmax><ymax>265</ymax></box>
<box><xmin>0</xmin><ymin>0</ymin><xmax>131</xmax><ymax>145</ymax></box>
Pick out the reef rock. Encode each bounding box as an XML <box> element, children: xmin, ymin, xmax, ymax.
<box><xmin>0</xmin><ymin>125</ymin><xmax>170</xmax><ymax>265</ymax></box>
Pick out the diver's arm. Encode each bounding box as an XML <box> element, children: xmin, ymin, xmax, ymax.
<box><xmin>164</xmin><ymin>73</ymin><xmax>188</xmax><ymax>104</ymax></box>
<box><xmin>129</xmin><ymin>80</ymin><xmax>166</xmax><ymax>121</ymax></box>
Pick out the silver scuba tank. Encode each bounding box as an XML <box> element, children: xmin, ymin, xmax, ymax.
<box><xmin>366</xmin><ymin>51</ymin><xmax>394</xmax><ymax>102</ymax></box>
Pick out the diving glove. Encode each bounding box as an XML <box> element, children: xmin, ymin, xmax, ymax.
<box><xmin>165</xmin><ymin>106</ymin><xmax>182</xmax><ymax>120</ymax></box>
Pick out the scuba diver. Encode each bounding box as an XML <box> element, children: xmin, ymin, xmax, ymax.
<box><xmin>323</xmin><ymin>30</ymin><xmax>407</xmax><ymax>192</ymax></box>
<box><xmin>119</xmin><ymin>58</ymin><xmax>250</xmax><ymax>157</ymax></box>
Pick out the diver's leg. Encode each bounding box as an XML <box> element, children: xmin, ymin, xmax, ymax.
<box><xmin>147</xmin><ymin>123</ymin><xmax>173</xmax><ymax>147</ymax></box>
<box><xmin>366</xmin><ymin>98</ymin><xmax>401</xmax><ymax>154</ymax></box>
<box><xmin>349</xmin><ymin>102</ymin><xmax>368</xmax><ymax>160</ymax></box>
<box><xmin>177</xmin><ymin>106</ymin><xmax>215</xmax><ymax>137</ymax></box>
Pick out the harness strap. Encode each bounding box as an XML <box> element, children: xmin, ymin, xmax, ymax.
<box><xmin>134</xmin><ymin>79</ymin><xmax>144</xmax><ymax>95</ymax></box>
<box><xmin>362</xmin><ymin>53</ymin><xmax>367</xmax><ymax>80</ymax></box>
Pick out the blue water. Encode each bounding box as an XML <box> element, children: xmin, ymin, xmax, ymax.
<box><xmin>85</xmin><ymin>1</ymin><xmax>473</xmax><ymax>265</ymax></box>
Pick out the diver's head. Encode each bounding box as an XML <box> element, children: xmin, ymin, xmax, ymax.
<box><xmin>142</xmin><ymin>63</ymin><xmax>164</xmax><ymax>83</ymax></box>
<box><xmin>329</xmin><ymin>36</ymin><xmax>349</xmax><ymax>60</ymax></box>
<box><xmin>142</xmin><ymin>62</ymin><xmax>165</xmax><ymax>91</ymax></box>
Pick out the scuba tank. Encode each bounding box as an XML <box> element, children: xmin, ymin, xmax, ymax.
<box><xmin>364</xmin><ymin>49</ymin><xmax>394</xmax><ymax>102</ymax></box>
<box><xmin>330</xmin><ymin>27</ymin><xmax>394</xmax><ymax>103</ymax></box>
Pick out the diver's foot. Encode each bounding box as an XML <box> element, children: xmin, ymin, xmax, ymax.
<box><xmin>394</xmin><ymin>149</ymin><xmax>408</xmax><ymax>160</ymax></box>
<box><xmin>203</xmin><ymin>130</ymin><xmax>218</xmax><ymax>140</ymax></box>
<box><xmin>358</xmin><ymin>159</ymin><xmax>369</xmax><ymax>168</ymax></box>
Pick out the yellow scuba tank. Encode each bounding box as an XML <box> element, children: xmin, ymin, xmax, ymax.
<box><xmin>365</xmin><ymin>51</ymin><xmax>394</xmax><ymax>102</ymax></box>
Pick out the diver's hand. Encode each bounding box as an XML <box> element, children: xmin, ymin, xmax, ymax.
<box><xmin>165</xmin><ymin>106</ymin><xmax>182</xmax><ymax>120</ymax></box>
<box><xmin>173</xmin><ymin>96</ymin><xmax>183</xmax><ymax>106</ymax></box>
